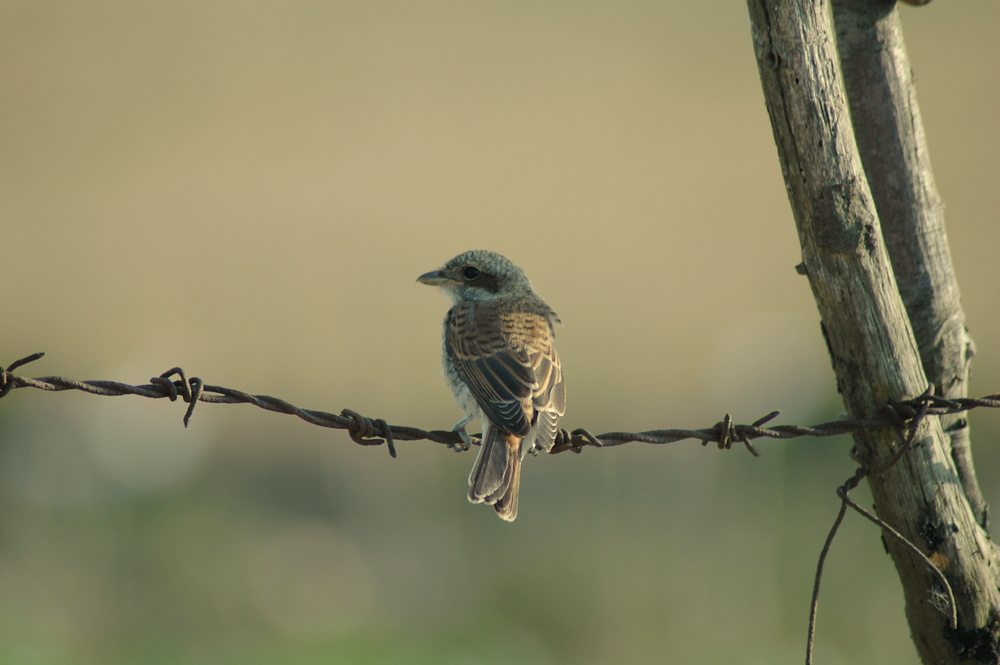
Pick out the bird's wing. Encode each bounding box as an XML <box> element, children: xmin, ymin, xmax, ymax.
<box><xmin>446</xmin><ymin>304</ymin><xmax>559</xmax><ymax>437</ymax></box>
<box><xmin>526</xmin><ymin>340</ymin><xmax>564</xmax><ymax>454</ymax></box>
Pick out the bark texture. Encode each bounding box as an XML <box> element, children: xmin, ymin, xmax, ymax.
<box><xmin>832</xmin><ymin>0</ymin><xmax>985</xmax><ymax>528</ymax></box>
<box><xmin>746</xmin><ymin>0</ymin><xmax>1000</xmax><ymax>662</ymax></box>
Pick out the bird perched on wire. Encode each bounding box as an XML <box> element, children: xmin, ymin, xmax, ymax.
<box><xmin>418</xmin><ymin>250</ymin><xmax>565</xmax><ymax>521</ymax></box>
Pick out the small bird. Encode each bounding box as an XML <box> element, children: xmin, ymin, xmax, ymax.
<box><xmin>418</xmin><ymin>250</ymin><xmax>565</xmax><ymax>521</ymax></box>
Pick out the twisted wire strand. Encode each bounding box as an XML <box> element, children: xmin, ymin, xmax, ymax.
<box><xmin>1</xmin><ymin>353</ymin><xmax>989</xmax><ymax>660</ymax></box>
<box><xmin>2</xmin><ymin>353</ymin><xmax>999</xmax><ymax>458</ymax></box>
<box><xmin>804</xmin><ymin>396</ymin><xmax>958</xmax><ymax>664</ymax></box>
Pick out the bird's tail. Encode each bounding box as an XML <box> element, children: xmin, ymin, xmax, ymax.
<box><xmin>468</xmin><ymin>424</ymin><xmax>522</xmax><ymax>522</ymax></box>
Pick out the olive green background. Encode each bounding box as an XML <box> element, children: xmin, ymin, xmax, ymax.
<box><xmin>2</xmin><ymin>2</ymin><xmax>998</xmax><ymax>663</ymax></box>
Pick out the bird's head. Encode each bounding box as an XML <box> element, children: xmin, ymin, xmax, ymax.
<box><xmin>417</xmin><ymin>250</ymin><xmax>533</xmax><ymax>303</ymax></box>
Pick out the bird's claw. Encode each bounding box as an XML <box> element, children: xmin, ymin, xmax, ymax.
<box><xmin>450</xmin><ymin>427</ymin><xmax>473</xmax><ymax>452</ymax></box>
<box><xmin>450</xmin><ymin>418</ymin><xmax>473</xmax><ymax>452</ymax></box>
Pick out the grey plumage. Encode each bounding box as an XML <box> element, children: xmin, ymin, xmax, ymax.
<box><xmin>418</xmin><ymin>250</ymin><xmax>565</xmax><ymax>521</ymax></box>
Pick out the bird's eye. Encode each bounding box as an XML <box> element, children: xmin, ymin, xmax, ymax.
<box><xmin>462</xmin><ymin>266</ymin><xmax>481</xmax><ymax>280</ymax></box>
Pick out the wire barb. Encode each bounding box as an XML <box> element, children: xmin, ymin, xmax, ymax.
<box><xmin>0</xmin><ymin>353</ymin><xmax>990</xmax><ymax>663</ymax></box>
<box><xmin>149</xmin><ymin>368</ymin><xmax>204</xmax><ymax>427</ymax></box>
<box><xmin>3</xmin><ymin>354</ymin><xmax>1000</xmax><ymax>458</ymax></box>
<box><xmin>0</xmin><ymin>352</ymin><xmax>46</xmax><ymax>398</ymax></box>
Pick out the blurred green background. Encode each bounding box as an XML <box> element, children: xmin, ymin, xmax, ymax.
<box><xmin>2</xmin><ymin>2</ymin><xmax>998</xmax><ymax>663</ymax></box>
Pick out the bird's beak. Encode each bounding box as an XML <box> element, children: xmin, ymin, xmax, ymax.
<box><xmin>417</xmin><ymin>270</ymin><xmax>453</xmax><ymax>286</ymax></box>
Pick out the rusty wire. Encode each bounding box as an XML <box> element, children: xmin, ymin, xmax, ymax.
<box><xmin>805</xmin><ymin>394</ymin><xmax>958</xmax><ymax>665</ymax></box>
<box><xmin>3</xmin><ymin>353</ymin><xmax>1000</xmax><ymax>460</ymax></box>
<box><xmin>2</xmin><ymin>351</ymin><xmax>996</xmax><ymax>661</ymax></box>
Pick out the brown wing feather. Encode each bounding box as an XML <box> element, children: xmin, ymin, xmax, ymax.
<box><xmin>527</xmin><ymin>342</ymin><xmax>564</xmax><ymax>454</ymax></box>
<box><xmin>448</xmin><ymin>298</ymin><xmax>565</xmax><ymax>517</ymax></box>
<box><xmin>446</xmin><ymin>301</ymin><xmax>559</xmax><ymax>436</ymax></box>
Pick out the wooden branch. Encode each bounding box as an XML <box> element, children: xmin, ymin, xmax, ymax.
<box><xmin>832</xmin><ymin>0</ymin><xmax>987</xmax><ymax>528</ymax></box>
<box><xmin>745</xmin><ymin>0</ymin><xmax>1000</xmax><ymax>662</ymax></box>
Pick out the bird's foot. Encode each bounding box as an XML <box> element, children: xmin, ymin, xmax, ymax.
<box><xmin>450</xmin><ymin>418</ymin><xmax>473</xmax><ymax>452</ymax></box>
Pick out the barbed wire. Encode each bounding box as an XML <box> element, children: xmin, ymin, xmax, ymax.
<box><xmin>3</xmin><ymin>353</ymin><xmax>1000</xmax><ymax>460</ymax></box>
<box><xmin>805</xmin><ymin>396</ymin><xmax>957</xmax><ymax>665</ymax></box>
<box><xmin>2</xmin><ymin>351</ymin><xmax>997</xmax><ymax>661</ymax></box>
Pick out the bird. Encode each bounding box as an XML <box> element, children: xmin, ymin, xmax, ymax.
<box><xmin>417</xmin><ymin>250</ymin><xmax>565</xmax><ymax>521</ymax></box>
